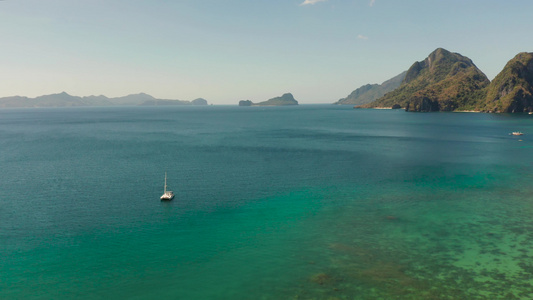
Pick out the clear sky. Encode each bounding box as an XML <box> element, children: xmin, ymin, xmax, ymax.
<box><xmin>1</xmin><ymin>0</ymin><xmax>532</xmax><ymax>104</ymax></box>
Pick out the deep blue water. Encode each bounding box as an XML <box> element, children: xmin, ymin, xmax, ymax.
<box><xmin>2</xmin><ymin>105</ymin><xmax>533</xmax><ymax>299</ymax></box>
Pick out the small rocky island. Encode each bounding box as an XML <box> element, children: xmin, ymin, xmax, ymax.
<box><xmin>238</xmin><ymin>93</ymin><xmax>299</xmax><ymax>106</ymax></box>
<box><xmin>238</xmin><ymin>100</ymin><xmax>253</xmax><ymax>106</ymax></box>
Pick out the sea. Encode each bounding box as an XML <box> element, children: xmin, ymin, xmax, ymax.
<box><xmin>1</xmin><ymin>105</ymin><xmax>533</xmax><ymax>299</ymax></box>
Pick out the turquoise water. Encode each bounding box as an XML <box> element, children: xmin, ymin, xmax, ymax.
<box><xmin>2</xmin><ymin>105</ymin><xmax>533</xmax><ymax>299</ymax></box>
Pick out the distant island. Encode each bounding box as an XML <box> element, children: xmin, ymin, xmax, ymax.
<box><xmin>238</xmin><ymin>93</ymin><xmax>298</xmax><ymax>106</ymax></box>
<box><xmin>0</xmin><ymin>92</ymin><xmax>208</xmax><ymax>108</ymax></box>
<box><xmin>348</xmin><ymin>48</ymin><xmax>533</xmax><ymax>113</ymax></box>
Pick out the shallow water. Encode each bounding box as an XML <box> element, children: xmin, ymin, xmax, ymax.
<box><xmin>1</xmin><ymin>105</ymin><xmax>533</xmax><ymax>299</ymax></box>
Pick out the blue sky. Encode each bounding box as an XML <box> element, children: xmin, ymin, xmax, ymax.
<box><xmin>1</xmin><ymin>0</ymin><xmax>532</xmax><ymax>104</ymax></box>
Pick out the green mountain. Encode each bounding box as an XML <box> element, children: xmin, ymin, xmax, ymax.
<box><xmin>480</xmin><ymin>52</ymin><xmax>533</xmax><ymax>113</ymax></box>
<box><xmin>335</xmin><ymin>71</ymin><xmax>406</xmax><ymax>105</ymax></box>
<box><xmin>240</xmin><ymin>93</ymin><xmax>298</xmax><ymax>106</ymax></box>
<box><xmin>364</xmin><ymin>48</ymin><xmax>490</xmax><ymax>111</ymax></box>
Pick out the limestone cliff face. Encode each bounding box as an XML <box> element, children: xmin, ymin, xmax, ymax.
<box><xmin>481</xmin><ymin>52</ymin><xmax>533</xmax><ymax>112</ymax></box>
<box><xmin>365</xmin><ymin>48</ymin><xmax>490</xmax><ymax>111</ymax></box>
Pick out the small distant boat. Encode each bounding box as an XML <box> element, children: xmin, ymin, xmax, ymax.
<box><xmin>160</xmin><ymin>172</ymin><xmax>174</xmax><ymax>201</ymax></box>
<box><xmin>510</xmin><ymin>131</ymin><xmax>524</xmax><ymax>136</ymax></box>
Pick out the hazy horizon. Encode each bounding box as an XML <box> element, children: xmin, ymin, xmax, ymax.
<box><xmin>1</xmin><ymin>0</ymin><xmax>532</xmax><ymax>104</ymax></box>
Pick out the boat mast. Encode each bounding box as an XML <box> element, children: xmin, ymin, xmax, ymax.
<box><xmin>164</xmin><ymin>172</ymin><xmax>167</xmax><ymax>193</ymax></box>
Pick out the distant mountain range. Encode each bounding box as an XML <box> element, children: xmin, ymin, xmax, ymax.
<box><xmin>5</xmin><ymin>49</ymin><xmax>532</xmax><ymax>112</ymax></box>
<box><xmin>352</xmin><ymin>48</ymin><xmax>533</xmax><ymax>112</ymax></box>
<box><xmin>0</xmin><ymin>92</ymin><xmax>208</xmax><ymax>108</ymax></box>
<box><xmin>239</xmin><ymin>93</ymin><xmax>298</xmax><ymax>106</ymax></box>
<box><xmin>335</xmin><ymin>71</ymin><xmax>406</xmax><ymax>105</ymax></box>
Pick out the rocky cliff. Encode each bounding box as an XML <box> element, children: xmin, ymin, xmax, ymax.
<box><xmin>480</xmin><ymin>52</ymin><xmax>533</xmax><ymax>113</ymax></box>
<box><xmin>364</xmin><ymin>48</ymin><xmax>490</xmax><ymax>111</ymax></box>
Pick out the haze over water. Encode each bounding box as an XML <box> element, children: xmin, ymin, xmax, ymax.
<box><xmin>2</xmin><ymin>105</ymin><xmax>533</xmax><ymax>299</ymax></box>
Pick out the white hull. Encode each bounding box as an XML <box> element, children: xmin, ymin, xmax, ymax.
<box><xmin>160</xmin><ymin>191</ymin><xmax>174</xmax><ymax>201</ymax></box>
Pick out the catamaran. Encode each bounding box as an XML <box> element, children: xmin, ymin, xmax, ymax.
<box><xmin>160</xmin><ymin>172</ymin><xmax>174</xmax><ymax>201</ymax></box>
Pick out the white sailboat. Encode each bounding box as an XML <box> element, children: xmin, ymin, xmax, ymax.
<box><xmin>160</xmin><ymin>172</ymin><xmax>174</xmax><ymax>201</ymax></box>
